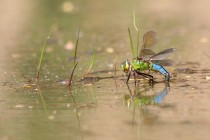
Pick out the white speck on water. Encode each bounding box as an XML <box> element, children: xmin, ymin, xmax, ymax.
<box><xmin>186</xmin><ymin>75</ymin><xmax>191</xmax><ymax>78</ymax></box>
<box><xmin>206</xmin><ymin>76</ymin><xmax>210</xmax><ymax>80</ymax></box>
<box><xmin>48</xmin><ymin>115</ymin><xmax>55</xmax><ymax>120</ymax></box>
<box><xmin>107</xmin><ymin>63</ymin><xmax>114</xmax><ymax>68</ymax></box>
<box><xmin>28</xmin><ymin>106</ymin><xmax>33</xmax><ymax>109</ymax></box>
<box><xmin>53</xmin><ymin>110</ymin><xmax>57</xmax><ymax>114</ymax></box>
<box><xmin>199</xmin><ymin>37</ymin><xmax>209</xmax><ymax>43</ymax></box>
<box><xmin>15</xmin><ymin>104</ymin><xmax>24</xmax><ymax>108</ymax></box>
<box><xmin>61</xmin><ymin>1</ymin><xmax>74</xmax><ymax>13</ymax></box>
<box><xmin>106</xmin><ymin>47</ymin><xmax>114</xmax><ymax>53</ymax></box>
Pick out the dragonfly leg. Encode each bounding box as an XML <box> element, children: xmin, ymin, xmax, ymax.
<box><xmin>126</xmin><ymin>71</ymin><xmax>131</xmax><ymax>84</ymax></box>
<box><xmin>135</xmin><ymin>71</ymin><xmax>154</xmax><ymax>81</ymax></box>
<box><xmin>133</xmin><ymin>71</ymin><xmax>138</xmax><ymax>86</ymax></box>
<box><xmin>165</xmin><ymin>74</ymin><xmax>170</xmax><ymax>81</ymax></box>
<box><xmin>144</xmin><ymin>73</ymin><xmax>154</xmax><ymax>81</ymax></box>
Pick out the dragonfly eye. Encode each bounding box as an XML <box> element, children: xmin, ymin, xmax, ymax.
<box><xmin>120</xmin><ymin>59</ymin><xmax>130</xmax><ymax>73</ymax></box>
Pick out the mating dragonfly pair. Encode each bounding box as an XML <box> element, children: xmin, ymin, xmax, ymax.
<box><xmin>121</xmin><ymin>31</ymin><xmax>175</xmax><ymax>84</ymax></box>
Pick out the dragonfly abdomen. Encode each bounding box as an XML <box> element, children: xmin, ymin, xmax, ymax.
<box><xmin>150</xmin><ymin>63</ymin><xmax>170</xmax><ymax>80</ymax></box>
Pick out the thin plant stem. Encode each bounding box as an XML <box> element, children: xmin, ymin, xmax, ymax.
<box><xmin>133</xmin><ymin>11</ymin><xmax>139</xmax><ymax>32</ymax></box>
<box><xmin>36</xmin><ymin>28</ymin><xmax>52</xmax><ymax>81</ymax></box>
<box><xmin>68</xmin><ymin>28</ymin><xmax>80</xmax><ymax>87</ymax></box>
<box><xmin>136</xmin><ymin>30</ymin><xmax>140</xmax><ymax>57</ymax></box>
<box><xmin>68</xmin><ymin>63</ymin><xmax>78</xmax><ymax>87</ymax></box>
<box><xmin>128</xmin><ymin>28</ymin><xmax>135</xmax><ymax>58</ymax></box>
<box><xmin>84</xmin><ymin>48</ymin><xmax>96</xmax><ymax>78</ymax></box>
<box><xmin>133</xmin><ymin>11</ymin><xmax>140</xmax><ymax>57</ymax></box>
<box><xmin>74</xmin><ymin>29</ymin><xmax>80</xmax><ymax>66</ymax></box>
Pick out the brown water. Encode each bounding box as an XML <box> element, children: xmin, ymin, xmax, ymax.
<box><xmin>1</xmin><ymin>0</ymin><xmax>210</xmax><ymax>140</ymax></box>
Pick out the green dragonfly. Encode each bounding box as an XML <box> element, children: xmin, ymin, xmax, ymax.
<box><xmin>121</xmin><ymin>31</ymin><xmax>175</xmax><ymax>84</ymax></box>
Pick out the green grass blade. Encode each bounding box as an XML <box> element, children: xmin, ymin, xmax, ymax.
<box><xmin>68</xmin><ymin>28</ymin><xmax>80</xmax><ymax>87</ymax></box>
<box><xmin>128</xmin><ymin>28</ymin><xmax>135</xmax><ymax>58</ymax></box>
<box><xmin>133</xmin><ymin>11</ymin><xmax>139</xmax><ymax>32</ymax></box>
<box><xmin>136</xmin><ymin>30</ymin><xmax>140</xmax><ymax>56</ymax></box>
<box><xmin>84</xmin><ymin>48</ymin><xmax>96</xmax><ymax>77</ymax></box>
<box><xmin>133</xmin><ymin>11</ymin><xmax>140</xmax><ymax>57</ymax></box>
<box><xmin>36</xmin><ymin>28</ymin><xmax>52</xmax><ymax>81</ymax></box>
<box><xmin>74</xmin><ymin>29</ymin><xmax>80</xmax><ymax>66</ymax></box>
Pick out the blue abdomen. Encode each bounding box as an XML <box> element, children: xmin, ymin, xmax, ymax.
<box><xmin>150</xmin><ymin>63</ymin><xmax>170</xmax><ymax>80</ymax></box>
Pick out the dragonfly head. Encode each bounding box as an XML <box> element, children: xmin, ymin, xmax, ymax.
<box><xmin>120</xmin><ymin>59</ymin><xmax>131</xmax><ymax>73</ymax></box>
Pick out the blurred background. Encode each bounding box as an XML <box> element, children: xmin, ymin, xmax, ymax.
<box><xmin>1</xmin><ymin>0</ymin><xmax>210</xmax><ymax>140</ymax></box>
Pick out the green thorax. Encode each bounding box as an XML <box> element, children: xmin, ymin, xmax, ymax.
<box><xmin>131</xmin><ymin>58</ymin><xmax>152</xmax><ymax>71</ymax></box>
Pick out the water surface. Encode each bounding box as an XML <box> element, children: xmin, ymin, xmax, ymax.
<box><xmin>1</xmin><ymin>0</ymin><xmax>210</xmax><ymax>140</ymax></box>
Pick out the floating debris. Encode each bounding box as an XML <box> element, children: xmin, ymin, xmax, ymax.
<box><xmin>23</xmin><ymin>84</ymin><xmax>36</xmax><ymax>88</ymax></box>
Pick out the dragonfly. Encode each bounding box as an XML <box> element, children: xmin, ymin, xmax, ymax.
<box><xmin>121</xmin><ymin>31</ymin><xmax>175</xmax><ymax>84</ymax></box>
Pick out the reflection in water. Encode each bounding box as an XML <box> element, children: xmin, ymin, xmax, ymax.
<box><xmin>67</xmin><ymin>86</ymin><xmax>98</xmax><ymax>140</ymax></box>
<box><xmin>124</xmin><ymin>82</ymin><xmax>170</xmax><ymax>125</ymax></box>
<box><xmin>125</xmin><ymin>82</ymin><xmax>170</xmax><ymax>106</ymax></box>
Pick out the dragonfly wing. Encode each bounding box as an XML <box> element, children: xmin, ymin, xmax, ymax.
<box><xmin>141</xmin><ymin>48</ymin><xmax>156</xmax><ymax>55</ymax></box>
<box><xmin>142</xmin><ymin>31</ymin><xmax>157</xmax><ymax>49</ymax></box>
<box><xmin>138</xmin><ymin>48</ymin><xmax>155</xmax><ymax>59</ymax></box>
<box><xmin>150</xmin><ymin>48</ymin><xmax>175</xmax><ymax>60</ymax></box>
<box><xmin>151</xmin><ymin>59</ymin><xmax>173</xmax><ymax>66</ymax></box>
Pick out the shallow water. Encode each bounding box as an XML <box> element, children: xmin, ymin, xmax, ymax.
<box><xmin>1</xmin><ymin>0</ymin><xmax>210</xmax><ymax>140</ymax></box>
